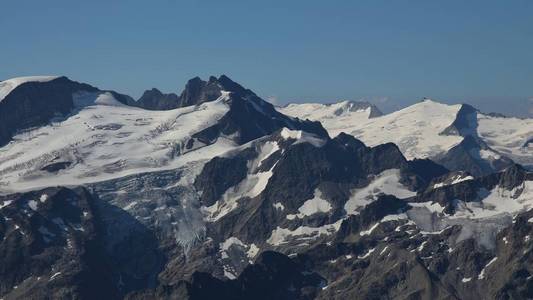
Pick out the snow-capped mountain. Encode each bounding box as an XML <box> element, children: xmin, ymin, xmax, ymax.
<box><xmin>0</xmin><ymin>75</ymin><xmax>532</xmax><ymax>300</ymax></box>
<box><xmin>279</xmin><ymin>100</ymin><xmax>382</xmax><ymax>122</ymax></box>
<box><xmin>281</xmin><ymin>99</ymin><xmax>532</xmax><ymax>176</ymax></box>
<box><xmin>0</xmin><ymin>75</ymin><xmax>325</xmax><ymax>194</ymax></box>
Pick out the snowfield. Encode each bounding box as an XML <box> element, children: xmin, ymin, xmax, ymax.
<box><xmin>0</xmin><ymin>91</ymin><xmax>235</xmax><ymax>193</ymax></box>
<box><xmin>344</xmin><ymin>169</ymin><xmax>416</xmax><ymax>215</ymax></box>
<box><xmin>282</xmin><ymin>99</ymin><xmax>463</xmax><ymax>159</ymax></box>
<box><xmin>281</xmin><ymin>99</ymin><xmax>533</xmax><ymax>169</ymax></box>
<box><xmin>477</xmin><ymin>113</ymin><xmax>533</xmax><ymax>167</ymax></box>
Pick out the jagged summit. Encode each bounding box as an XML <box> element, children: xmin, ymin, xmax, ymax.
<box><xmin>134</xmin><ymin>75</ymin><xmax>253</xmax><ymax>110</ymax></box>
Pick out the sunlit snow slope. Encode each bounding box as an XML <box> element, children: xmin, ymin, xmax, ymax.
<box><xmin>477</xmin><ymin>114</ymin><xmax>533</xmax><ymax>167</ymax></box>
<box><xmin>282</xmin><ymin>99</ymin><xmax>463</xmax><ymax>159</ymax></box>
<box><xmin>282</xmin><ymin>99</ymin><xmax>532</xmax><ymax>167</ymax></box>
<box><xmin>0</xmin><ymin>91</ymin><xmax>235</xmax><ymax>193</ymax></box>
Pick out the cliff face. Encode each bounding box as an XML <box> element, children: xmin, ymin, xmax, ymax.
<box><xmin>0</xmin><ymin>77</ymin><xmax>97</xmax><ymax>146</ymax></box>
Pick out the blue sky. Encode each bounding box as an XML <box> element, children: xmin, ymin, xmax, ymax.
<box><xmin>2</xmin><ymin>0</ymin><xmax>532</xmax><ymax>116</ymax></box>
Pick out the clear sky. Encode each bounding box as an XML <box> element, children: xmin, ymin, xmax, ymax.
<box><xmin>2</xmin><ymin>0</ymin><xmax>532</xmax><ymax>116</ymax></box>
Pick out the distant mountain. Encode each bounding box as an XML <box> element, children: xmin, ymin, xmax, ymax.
<box><xmin>1</xmin><ymin>75</ymin><xmax>532</xmax><ymax>300</ymax></box>
<box><xmin>279</xmin><ymin>100</ymin><xmax>383</xmax><ymax>120</ymax></box>
<box><xmin>281</xmin><ymin>98</ymin><xmax>533</xmax><ymax>176</ymax></box>
<box><xmin>0</xmin><ymin>75</ymin><xmax>326</xmax><ymax>193</ymax></box>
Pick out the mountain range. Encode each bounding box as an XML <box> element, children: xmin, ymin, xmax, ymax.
<box><xmin>0</xmin><ymin>75</ymin><xmax>532</xmax><ymax>300</ymax></box>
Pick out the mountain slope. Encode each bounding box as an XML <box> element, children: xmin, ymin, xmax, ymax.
<box><xmin>1</xmin><ymin>75</ymin><xmax>532</xmax><ymax>300</ymax></box>
<box><xmin>281</xmin><ymin>99</ymin><xmax>532</xmax><ymax>175</ymax></box>
<box><xmin>0</xmin><ymin>76</ymin><xmax>98</xmax><ymax>146</ymax></box>
<box><xmin>0</xmin><ymin>75</ymin><xmax>326</xmax><ymax>194</ymax></box>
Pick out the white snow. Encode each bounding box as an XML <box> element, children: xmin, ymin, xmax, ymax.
<box><xmin>433</xmin><ymin>174</ymin><xmax>474</xmax><ymax>189</ymax></box>
<box><xmin>358</xmin><ymin>248</ymin><xmax>376</xmax><ymax>259</ymax></box>
<box><xmin>408</xmin><ymin>202</ymin><xmax>445</xmax><ymax>214</ymax></box>
<box><xmin>279</xmin><ymin>128</ymin><xmax>326</xmax><ymax>147</ymax></box>
<box><xmin>266</xmin><ymin>219</ymin><xmax>343</xmax><ymax>246</ymax></box>
<box><xmin>282</xmin><ymin>99</ymin><xmax>533</xmax><ymax>168</ymax></box>
<box><xmin>478</xmin><ymin>257</ymin><xmax>498</xmax><ymax>280</ymax></box>
<box><xmin>360</xmin><ymin>222</ymin><xmax>381</xmax><ymax>236</ymax></box>
<box><xmin>202</xmin><ymin>139</ymin><xmax>281</xmax><ymax>222</ymax></box>
<box><xmin>450</xmin><ymin>181</ymin><xmax>533</xmax><ymax>219</ymax></box>
<box><xmin>28</xmin><ymin>200</ymin><xmax>38</xmax><ymax>211</ymax></box>
<box><xmin>219</xmin><ymin>237</ymin><xmax>260</xmax><ymax>261</ymax></box>
<box><xmin>0</xmin><ymin>200</ymin><xmax>13</xmax><ymax>209</ymax></box>
<box><xmin>417</xmin><ymin>240</ymin><xmax>428</xmax><ymax>252</ymax></box>
<box><xmin>39</xmin><ymin>194</ymin><xmax>48</xmax><ymax>203</ymax></box>
<box><xmin>0</xmin><ymin>91</ymin><xmax>235</xmax><ymax>194</ymax></box>
<box><xmin>344</xmin><ymin>169</ymin><xmax>416</xmax><ymax>215</ymax></box>
<box><xmin>284</xmin><ymin>99</ymin><xmax>463</xmax><ymax>159</ymax></box>
<box><xmin>462</xmin><ymin>277</ymin><xmax>472</xmax><ymax>283</ymax></box>
<box><xmin>223</xmin><ymin>268</ymin><xmax>236</xmax><ymax>280</ymax></box>
<box><xmin>273</xmin><ymin>202</ymin><xmax>285</xmax><ymax>210</ymax></box>
<box><xmin>0</xmin><ymin>76</ymin><xmax>60</xmax><ymax>102</ymax></box>
<box><xmin>477</xmin><ymin>113</ymin><xmax>533</xmax><ymax>168</ymax></box>
<box><xmin>404</xmin><ymin>180</ymin><xmax>533</xmax><ymax>249</ymax></box>
<box><xmin>247</xmin><ymin>244</ymin><xmax>260</xmax><ymax>259</ymax></box>
<box><xmin>279</xmin><ymin>101</ymin><xmax>377</xmax><ymax>134</ymax></box>
<box><xmin>49</xmin><ymin>272</ymin><xmax>61</xmax><ymax>281</ymax></box>
<box><xmin>286</xmin><ymin>189</ymin><xmax>331</xmax><ymax>219</ymax></box>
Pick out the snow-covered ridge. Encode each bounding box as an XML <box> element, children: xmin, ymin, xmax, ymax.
<box><xmin>477</xmin><ymin>113</ymin><xmax>533</xmax><ymax>168</ymax></box>
<box><xmin>282</xmin><ymin>99</ymin><xmax>463</xmax><ymax>159</ymax></box>
<box><xmin>0</xmin><ymin>76</ymin><xmax>60</xmax><ymax>102</ymax></box>
<box><xmin>0</xmin><ymin>92</ymin><xmax>234</xmax><ymax>193</ymax></box>
<box><xmin>279</xmin><ymin>100</ymin><xmax>381</xmax><ymax>120</ymax></box>
<box><xmin>279</xmin><ymin>128</ymin><xmax>326</xmax><ymax>147</ymax></box>
<box><xmin>282</xmin><ymin>98</ymin><xmax>532</xmax><ymax>168</ymax></box>
<box><xmin>432</xmin><ymin>173</ymin><xmax>474</xmax><ymax>189</ymax></box>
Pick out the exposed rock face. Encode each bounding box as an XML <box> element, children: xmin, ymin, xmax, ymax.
<box><xmin>0</xmin><ymin>187</ymin><xmax>163</xmax><ymax>299</ymax></box>
<box><xmin>189</xmin><ymin>75</ymin><xmax>329</xmax><ymax>145</ymax></box>
<box><xmin>1</xmin><ymin>74</ymin><xmax>532</xmax><ymax>300</ymax></box>
<box><xmin>134</xmin><ymin>75</ymin><xmax>329</xmax><ymax>145</ymax></box>
<box><xmin>128</xmin><ymin>251</ymin><xmax>324</xmax><ymax>300</ymax></box>
<box><xmin>0</xmin><ymin>77</ymin><xmax>97</xmax><ymax>146</ymax></box>
<box><xmin>433</xmin><ymin>104</ymin><xmax>514</xmax><ymax>176</ymax></box>
<box><xmin>435</xmin><ymin>135</ymin><xmax>513</xmax><ymax>177</ymax></box>
<box><xmin>135</xmin><ymin>88</ymin><xmax>180</xmax><ymax>110</ymax></box>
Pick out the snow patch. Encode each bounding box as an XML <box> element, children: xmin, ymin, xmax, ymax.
<box><xmin>266</xmin><ymin>219</ymin><xmax>343</xmax><ymax>246</ymax></box>
<box><xmin>344</xmin><ymin>169</ymin><xmax>416</xmax><ymax>215</ymax></box>
<box><xmin>0</xmin><ymin>92</ymin><xmax>233</xmax><ymax>194</ymax></box>
<box><xmin>279</xmin><ymin>128</ymin><xmax>326</xmax><ymax>147</ymax></box>
<box><xmin>286</xmin><ymin>189</ymin><xmax>331</xmax><ymax>219</ymax></box>
<box><xmin>358</xmin><ymin>248</ymin><xmax>376</xmax><ymax>259</ymax></box>
<box><xmin>478</xmin><ymin>257</ymin><xmax>497</xmax><ymax>280</ymax></box>
<box><xmin>0</xmin><ymin>200</ymin><xmax>13</xmax><ymax>209</ymax></box>
<box><xmin>28</xmin><ymin>200</ymin><xmax>39</xmax><ymax>211</ymax></box>
<box><xmin>273</xmin><ymin>202</ymin><xmax>285</xmax><ymax>210</ymax></box>
<box><xmin>433</xmin><ymin>174</ymin><xmax>474</xmax><ymax>189</ymax></box>
<box><xmin>219</xmin><ymin>237</ymin><xmax>260</xmax><ymax>260</ymax></box>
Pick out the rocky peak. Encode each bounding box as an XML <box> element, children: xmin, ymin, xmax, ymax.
<box><xmin>496</xmin><ymin>163</ymin><xmax>531</xmax><ymax>190</ymax></box>
<box><xmin>440</xmin><ymin>103</ymin><xmax>478</xmax><ymax>137</ymax></box>
<box><xmin>333</xmin><ymin>100</ymin><xmax>383</xmax><ymax>118</ymax></box>
<box><xmin>136</xmin><ymin>88</ymin><xmax>180</xmax><ymax>110</ymax></box>
<box><xmin>0</xmin><ymin>76</ymin><xmax>98</xmax><ymax>146</ymax></box>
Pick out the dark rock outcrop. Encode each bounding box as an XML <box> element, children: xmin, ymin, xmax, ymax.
<box><xmin>0</xmin><ymin>187</ymin><xmax>163</xmax><ymax>300</ymax></box>
<box><xmin>127</xmin><ymin>251</ymin><xmax>324</xmax><ymax>300</ymax></box>
<box><xmin>0</xmin><ymin>77</ymin><xmax>97</xmax><ymax>146</ymax></box>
